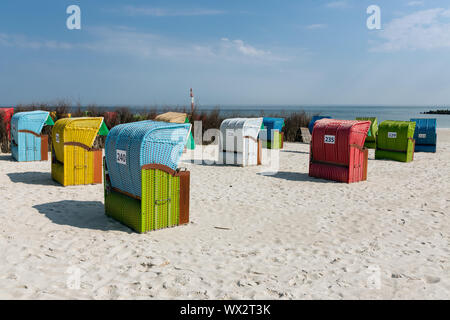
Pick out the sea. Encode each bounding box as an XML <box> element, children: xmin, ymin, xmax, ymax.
<box><xmin>5</xmin><ymin>105</ymin><xmax>449</xmax><ymax>128</ymax></box>
<box><xmin>188</xmin><ymin>105</ymin><xmax>450</xmax><ymax>128</ymax></box>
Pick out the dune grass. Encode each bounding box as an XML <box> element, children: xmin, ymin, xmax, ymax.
<box><xmin>0</xmin><ymin>102</ymin><xmax>313</xmax><ymax>152</ymax></box>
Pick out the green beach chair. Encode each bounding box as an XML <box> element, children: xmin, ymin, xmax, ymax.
<box><xmin>356</xmin><ymin>117</ymin><xmax>378</xmax><ymax>149</ymax></box>
<box><xmin>375</xmin><ymin>120</ymin><xmax>416</xmax><ymax>162</ymax></box>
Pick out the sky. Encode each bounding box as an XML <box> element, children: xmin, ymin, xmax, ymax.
<box><xmin>0</xmin><ymin>0</ymin><xmax>450</xmax><ymax>107</ymax></box>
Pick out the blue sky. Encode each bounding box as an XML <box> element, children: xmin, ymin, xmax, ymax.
<box><xmin>1</xmin><ymin>0</ymin><xmax>450</xmax><ymax>107</ymax></box>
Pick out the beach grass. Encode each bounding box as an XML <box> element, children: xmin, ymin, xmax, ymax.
<box><xmin>0</xmin><ymin>102</ymin><xmax>313</xmax><ymax>152</ymax></box>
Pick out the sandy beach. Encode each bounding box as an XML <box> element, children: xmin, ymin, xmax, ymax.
<box><xmin>0</xmin><ymin>129</ymin><xmax>449</xmax><ymax>300</ymax></box>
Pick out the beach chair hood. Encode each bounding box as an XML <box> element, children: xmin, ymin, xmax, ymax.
<box><xmin>52</xmin><ymin>117</ymin><xmax>106</xmax><ymax>163</ymax></box>
<box><xmin>309</xmin><ymin>115</ymin><xmax>332</xmax><ymax>134</ymax></box>
<box><xmin>11</xmin><ymin>111</ymin><xmax>52</xmax><ymax>142</ymax></box>
<box><xmin>155</xmin><ymin>112</ymin><xmax>188</xmax><ymax>124</ymax></box>
<box><xmin>311</xmin><ymin>119</ymin><xmax>370</xmax><ymax>165</ymax></box>
<box><xmin>410</xmin><ymin>118</ymin><xmax>436</xmax><ymax>146</ymax></box>
<box><xmin>262</xmin><ymin>117</ymin><xmax>285</xmax><ymax>141</ymax></box>
<box><xmin>356</xmin><ymin>117</ymin><xmax>378</xmax><ymax>141</ymax></box>
<box><xmin>220</xmin><ymin>118</ymin><xmax>263</xmax><ymax>153</ymax></box>
<box><xmin>377</xmin><ymin>120</ymin><xmax>416</xmax><ymax>152</ymax></box>
<box><xmin>309</xmin><ymin>119</ymin><xmax>371</xmax><ymax>183</ymax></box>
<box><xmin>105</xmin><ymin>120</ymin><xmax>191</xmax><ymax>198</ymax></box>
<box><xmin>0</xmin><ymin>108</ymin><xmax>14</xmax><ymax>139</ymax></box>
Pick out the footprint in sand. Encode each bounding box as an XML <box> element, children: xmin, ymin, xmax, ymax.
<box><xmin>424</xmin><ymin>276</ymin><xmax>440</xmax><ymax>284</ymax></box>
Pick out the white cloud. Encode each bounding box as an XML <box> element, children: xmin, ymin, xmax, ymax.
<box><xmin>123</xmin><ymin>6</ymin><xmax>225</xmax><ymax>17</ymax></box>
<box><xmin>0</xmin><ymin>27</ymin><xmax>286</xmax><ymax>63</ymax></box>
<box><xmin>326</xmin><ymin>1</ymin><xmax>349</xmax><ymax>9</ymax></box>
<box><xmin>220</xmin><ymin>38</ymin><xmax>271</xmax><ymax>58</ymax></box>
<box><xmin>407</xmin><ymin>1</ymin><xmax>424</xmax><ymax>7</ymax></box>
<box><xmin>306</xmin><ymin>24</ymin><xmax>327</xmax><ymax>30</ymax></box>
<box><xmin>370</xmin><ymin>8</ymin><xmax>450</xmax><ymax>52</ymax></box>
<box><xmin>0</xmin><ymin>33</ymin><xmax>73</xmax><ymax>49</ymax></box>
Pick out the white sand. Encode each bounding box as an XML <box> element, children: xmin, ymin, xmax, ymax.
<box><xmin>0</xmin><ymin>129</ymin><xmax>449</xmax><ymax>300</ymax></box>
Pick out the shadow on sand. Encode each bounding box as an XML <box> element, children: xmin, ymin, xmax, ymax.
<box><xmin>180</xmin><ymin>159</ymin><xmax>233</xmax><ymax>167</ymax></box>
<box><xmin>280</xmin><ymin>149</ymin><xmax>310</xmax><ymax>155</ymax></box>
<box><xmin>33</xmin><ymin>200</ymin><xmax>132</xmax><ymax>232</ymax></box>
<box><xmin>7</xmin><ymin>172</ymin><xmax>59</xmax><ymax>186</ymax></box>
<box><xmin>0</xmin><ymin>154</ymin><xmax>14</xmax><ymax>162</ymax></box>
<box><xmin>257</xmin><ymin>171</ymin><xmax>337</xmax><ymax>183</ymax></box>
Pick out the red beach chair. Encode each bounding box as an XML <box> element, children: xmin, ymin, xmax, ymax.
<box><xmin>309</xmin><ymin>119</ymin><xmax>371</xmax><ymax>183</ymax></box>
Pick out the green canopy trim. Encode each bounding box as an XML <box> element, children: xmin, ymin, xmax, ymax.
<box><xmin>98</xmin><ymin>121</ymin><xmax>110</xmax><ymax>136</ymax></box>
<box><xmin>184</xmin><ymin>116</ymin><xmax>195</xmax><ymax>150</ymax></box>
<box><xmin>45</xmin><ymin>115</ymin><xmax>55</xmax><ymax>126</ymax></box>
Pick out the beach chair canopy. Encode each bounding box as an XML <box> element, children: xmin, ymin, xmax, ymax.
<box><xmin>220</xmin><ymin>118</ymin><xmax>263</xmax><ymax>153</ymax></box>
<box><xmin>52</xmin><ymin>117</ymin><xmax>108</xmax><ymax>163</ymax></box>
<box><xmin>0</xmin><ymin>108</ymin><xmax>14</xmax><ymax>123</ymax></box>
<box><xmin>155</xmin><ymin>112</ymin><xmax>196</xmax><ymax>150</ymax></box>
<box><xmin>311</xmin><ymin>119</ymin><xmax>370</xmax><ymax>167</ymax></box>
<box><xmin>105</xmin><ymin>120</ymin><xmax>191</xmax><ymax>198</ymax></box>
<box><xmin>104</xmin><ymin>112</ymin><xmax>118</xmax><ymax>126</ymax></box>
<box><xmin>0</xmin><ymin>108</ymin><xmax>14</xmax><ymax>139</ymax></box>
<box><xmin>410</xmin><ymin>118</ymin><xmax>436</xmax><ymax>146</ymax></box>
<box><xmin>155</xmin><ymin>112</ymin><xmax>188</xmax><ymax>124</ymax></box>
<box><xmin>262</xmin><ymin>117</ymin><xmax>285</xmax><ymax>141</ymax></box>
<box><xmin>356</xmin><ymin>117</ymin><xmax>378</xmax><ymax>142</ymax></box>
<box><xmin>11</xmin><ymin>111</ymin><xmax>53</xmax><ymax>141</ymax></box>
<box><xmin>377</xmin><ymin>120</ymin><xmax>416</xmax><ymax>153</ymax></box>
<box><xmin>309</xmin><ymin>115</ymin><xmax>332</xmax><ymax>134</ymax></box>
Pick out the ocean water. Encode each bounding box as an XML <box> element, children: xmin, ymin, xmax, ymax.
<box><xmin>195</xmin><ymin>106</ymin><xmax>450</xmax><ymax>128</ymax></box>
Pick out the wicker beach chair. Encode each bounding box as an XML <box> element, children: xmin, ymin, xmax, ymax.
<box><xmin>104</xmin><ymin>120</ymin><xmax>191</xmax><ymax>233</ymax></box>
<box><xmin>218</xmin><ymin>118</ymin><xmax>263</xmax><ymax>166</ymax></box>
<box><xmin>261</xmin><ymin>117</ymin><xmax>285</xmax><ymax>149</ymax></box>
<box><xmin>356</xmin><ymin>117</ymin><xmax>378</xmax><ymax>149</ymax></box>
<box><xmin>410</xmin><ymin>118</ymin><xmax>437</xmax><ymax>153</ymax></box>
<box><xmin>155</xmin><ymin>112</ymin><xmax>195</xmax><ymax>150</ymax></box>
<box><xmin>10</xmin><ymin>110</ymin><xmax>54</xmax><ymax>162</ymax></box>
<box><xmin>375</xmin><ymin>120</ymin><xmax>416</xmax><ymax>162</ymax></box>
<box><xmin>309</xmin><ymin>119</ymin><xmax>371</xmax><ymax>183</ymax></box>
<box><xmin>51</xmin><ymin>117</ymin><xmax>109</xmax><ymax>186</ymax></box>
<box><xmin>308</xmin><ymin>115</ymin><xmax>332</xmax><ymax>134</ymax></box>
<box><xmin>0</xmin><ymin>108</ymin><xmax>14</xmax><ymax>141</ymax></box>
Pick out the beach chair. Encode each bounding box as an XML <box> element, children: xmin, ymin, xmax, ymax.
<box><xmin>309</xmin><ymin>119</ymin><xmax>370</xmax><ymax>183</ymax></box>
<box><xmin>0</xmin><ymin>108</ymin><xmax>14</xmax><ymax>141</ymax></box>
<box><xmin>356</xmin><ymin>117</ymin><xmax>378</xmax><ymax>149</ymax></box>
<box><xmin>261</xmin><ymin>117</ymin><xmax>285</xmax><ymax>149</ymax></box>
<box><xmin>308</xmin><ymin>115</ymin><xmax>332</xmax><ymax>134</ymax></box>
<box><xmin>10</xmin><ymin>111</ymin><xmax>54</xmax><ymax>162</ymax></box>
<box><xmin>218</xmin><ymin>118</ymin><xmax>263</xmax><ymax>166</ymax></box>
<box><xmin>51</xmin><ymin>117</ymin><xmax>109</xmax><ymax>186</ymax></box>
<box><xmin>155</xmin><ymin>112</ymin><xmax>195</xmax><ymax>150</ymax></box>
<box><xmin>104</xmin><ymin>120</ymin><xmax>191</xmax><ymax>233</ymax></box>
<box><xmin>104</xmin><ymin>111</ymin><xmax>118</xmax><ymax>128</ymax></box>
<box><xmin>300</xmin><ymin>127</ymin><xmax>312</xmax><ymax>144</ymax></box>
<box><xmin>410</xmin><ymin>118</ymin><xmax>437</xmax><ymax>153</ymax></box>
<box><xmin>375</xmin><ymin>120</ymin><xmax>416</xmax><ymax>162</ymax></box>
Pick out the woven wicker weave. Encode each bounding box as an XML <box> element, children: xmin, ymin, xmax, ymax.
<box><xmin>410</xmin><ymin>118</ymin><xmax>437</xmax><ymax>153</ymax></box>
<box><xmin>0</xmin><ymin>108</ymin><xmax>14</xmax><ymax>141</ymax></box>
<box><xmin>375</xmin><ymin>120</ymin><xmax>416</xmax><ymax>162</ymax></box>
<box><xmin>105</xmin><ymin>120</ymin><xmax>191</xmax><ymax>198</ymax></box>
<box><xmin>10</xmin><ymin>111</ymin><xmax>53</xmax><ymax>162</ymax></box>
<box><xmin>155</xmin><ymin>112</ymin><xmax>188</xmax><ymax>124</ymax></box>
<box><xmin>104</xmin><ymin>120</ymin><xmax>191</xmax><ymax>233</ymax></box>
<box><xmin>219</xmin><ymin>118</ymin><xmax>263</xmax><ymax>166</ymax></box>
<box><xmin>51</xmin><ymin>117</ymin><xmax>106</xmax><ymax>186</ymax></box>
<box><xmin>356</xmin><ymin>117</ymin><xmax>378</xmax><ymax>149</ymax></box>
